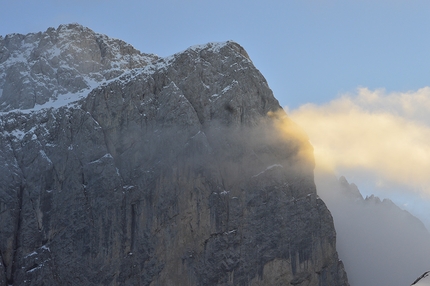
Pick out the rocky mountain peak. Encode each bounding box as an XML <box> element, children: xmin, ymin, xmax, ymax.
<box><xmin>0</xmin><ymin>24</ymin><xmax>349</xmax><ymax>285</ymax></box>
<box><xmin>338</xmin><ymin>176</ymin><xmax>363</xmax><ymax>201</ymax></box>
<box><xmin>0</xmin><ymin>23</ymin><xmax>157</xmax><ymax>112</ymax></box>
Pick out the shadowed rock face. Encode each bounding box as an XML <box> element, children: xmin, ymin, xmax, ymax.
<box><xmin>0</xmin><ymin>24</ymin><xmax>349</xmax><ymax>286</ymax></box>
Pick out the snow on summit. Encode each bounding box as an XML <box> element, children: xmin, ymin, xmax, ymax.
<box><xmin>0</xmin><ymin>23</ymin><xmax>157</xmax><ymax>112</ymax></box>
<box><xmin>0</xmin><ymin>25</ymin><xmax>246</xmax><ymax>115</ymax></box>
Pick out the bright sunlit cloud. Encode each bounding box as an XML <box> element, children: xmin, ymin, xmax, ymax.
<box><xmin>287</xmin><ymin>87</ymin><xmax>430</xmax><ymax>199</ymax></box>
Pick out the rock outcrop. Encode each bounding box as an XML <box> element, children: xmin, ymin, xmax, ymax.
<box><xmin>0</xmin><ymin>24</ymin><xmax>349</xmax><ymax>285</ymax></box>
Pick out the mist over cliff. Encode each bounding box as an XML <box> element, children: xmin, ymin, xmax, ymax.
<box><xmin>0</xmin><ymin>24</ymin><xmax>348</xmax><ymax>285</ymax></box>
<box><xmin>316</xmin><ymin>169</ymin><xmax>430</xmax><ymax>286</ymax></box>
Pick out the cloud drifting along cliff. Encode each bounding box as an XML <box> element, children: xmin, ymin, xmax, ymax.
<box><xmin>288</xmin><ymin>87</ymin><xmax>430</xmax><ymax>226</ymax></box>
<box><xmin>0</xmin><ymin>24</ymin><xmax>348</xmax><ymax>285</ymax></box>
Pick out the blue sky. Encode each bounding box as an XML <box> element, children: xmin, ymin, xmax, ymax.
<box><xmin>1</xmin><ymin>1</ymin><xmax>430</xmax><ymax>226</ymax></box>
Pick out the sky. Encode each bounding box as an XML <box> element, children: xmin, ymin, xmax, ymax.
<box><xmin>1</xmin><ymin>0</ymin><xmax>430</xmax><ymax>230</ymax></box>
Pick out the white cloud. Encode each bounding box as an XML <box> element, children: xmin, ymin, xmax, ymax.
<box><xmin>287</xmin><ymin>87</ymin><xmax>430</xmax><ymax>199</ymax></box>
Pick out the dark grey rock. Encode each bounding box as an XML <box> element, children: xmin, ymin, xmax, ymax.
<box><xmin>0</xmin><ymin>23</ymin><xmax>157</xmax><ymax>112</ymax></box>
<box><xmin>0</xmin><ymin>25</ymin><xmax>349</xmax><ymax>285</ymax></box>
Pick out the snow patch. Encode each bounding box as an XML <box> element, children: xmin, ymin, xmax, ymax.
<box><xmin>11</xmin><ymin>129</ymin><xmax>25</xmax><ymax>140</ymax></box>
<box><xmin>31</xmin><ymin>88</ymin><xmax>90</xmax><ymax>111</ymax></box>
<box><xmin>223</xmin><ymin>229</ymin><xmax>237</xmax><ymax>235</ymax></box>
<box><xmin>221</xmin><ymin>80</ymin><xmax>238</xmax><ymax>94</ymax></box>
<box><xmin>188</xmin><ymin>41</ymin><xmax>230</xmax><ymax>54</ymax></box>
<box><xmin>24</xmin><ymin>251</ymin><xmax>37</xmax><ymax>258</ymax></box>
<box><xmin>191</xmin><ymin>130</ymin><xmax>203</xmax><ymax>139</ymax></box>
<box><xmin>252</xmin><ymin>164</ymin><xmax>284</xmax><ymax>178</ymax></box>
<box><xmin>0</xmin><ymin>87</ymin><xmax>92</xmax><ymax>115</ymax></box>
<box><xmin>39</xmin><ymin>150</ymin><xmax>52</xmax><ymax>164</ymax></box>
<box><xmin>89</xmin><ymin>153</ymin><xmax>114</xmax><ymax>164</ymax></box>
<box><xmin>27</xmin><ymin>265</ymin><xmax>43</xmax><ymax>273</ymax></box>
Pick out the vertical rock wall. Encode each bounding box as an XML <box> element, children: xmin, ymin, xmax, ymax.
<box><xmin>0</xmin><ymin>26</ymin><xmax>349</xmax><ymax>285</ymax></box>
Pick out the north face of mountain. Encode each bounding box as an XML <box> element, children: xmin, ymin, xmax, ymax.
<box><xmin>0</xmin><ymin>24</ymin><xmax>349</xmax><ymax>286</ymax></box>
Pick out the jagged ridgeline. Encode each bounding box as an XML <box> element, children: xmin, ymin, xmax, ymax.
<box><xmin>0</xmin><ymin>24</ymin><xmax>349</xmax><ymax>285</ymax></box>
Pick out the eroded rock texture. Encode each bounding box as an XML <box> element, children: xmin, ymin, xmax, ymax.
<box><xmin>0</xmin><ymin>24</ymin><xmax>349</xmax><ymax>285</ymax></box>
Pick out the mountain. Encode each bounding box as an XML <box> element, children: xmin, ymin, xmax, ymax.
<box><xmin>412</xmin><ymin>271</ymin><xmax>430</xmax><ymax>286</ymax></box>
<box><xmin>0</xmin><ymin>24</ymin><xmax>349</xmax><ymax>285</ymax></box>
<box><xmin>0</xmin><ymin>23</ymin><xmax>157</xmax><ymax>112</ymax></box>
<box><xmin>315</xmin><ymin>169</ymin><xmax>430</xmax><ymax>286</ymax></box>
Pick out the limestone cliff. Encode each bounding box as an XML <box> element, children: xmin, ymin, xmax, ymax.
<box><xmin>0</xmin><ymin>24</ymin><xmax>349</xmax><ymax>285</ymax></box>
